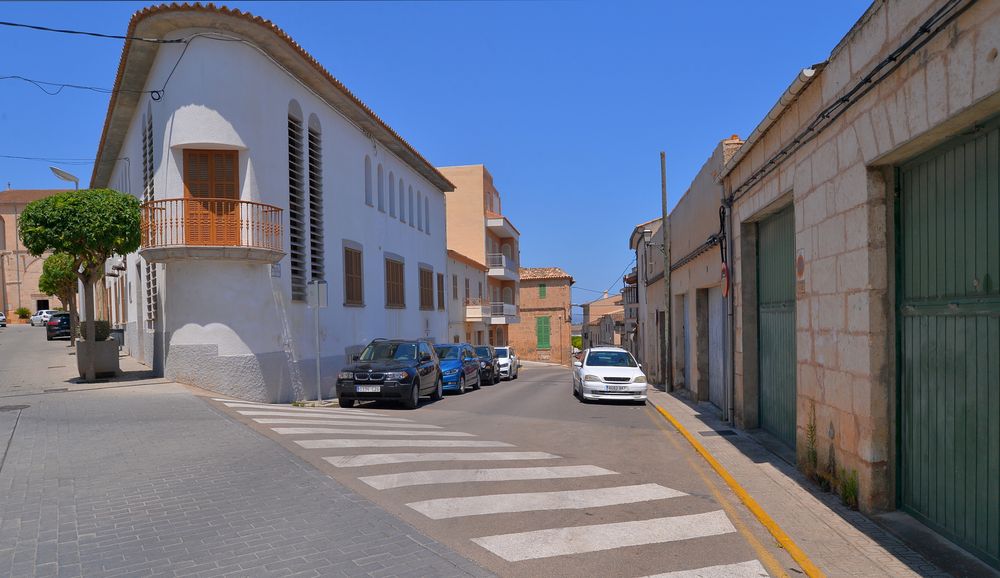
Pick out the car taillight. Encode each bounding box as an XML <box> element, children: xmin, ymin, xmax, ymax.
<box><xmin>47</xmin><ymin>320</ymin><xmax>58</xmax><ymax>326</ymax></box>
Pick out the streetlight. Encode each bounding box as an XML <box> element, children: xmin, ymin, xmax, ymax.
<box><xmin>49</xmin><ymin>166</ymin><xmax>79</xmax><ymax>189</ymax></box>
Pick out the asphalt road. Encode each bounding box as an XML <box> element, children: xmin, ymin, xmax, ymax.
<box><xmin>219</xmin><ymin>361</ymin><xmax>800</xmax><ymax>577</ymax></box>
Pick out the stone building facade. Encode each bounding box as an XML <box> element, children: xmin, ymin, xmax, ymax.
<box><xmin>510</xmin><ymin>267</ymin><xmax>573</xmax><ymax>365</ymax></box>
<box><xmin>0</xmin><ymin>189</ymin><xmax>68</xmax><ymax>317</ymax></box>
<box><xmin>722</xmin><ymin>0</ymin><xmax>1000</xmax><ymax>566</ymax></box>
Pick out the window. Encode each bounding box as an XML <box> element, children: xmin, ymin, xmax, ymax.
<box><xmin>539</xmin><ymin>283</ymin><xmax>547</xmax><ymax>298</ymax></box>
<box><xmin>398</xmin><ymin>178</ymin><xmax>405</xmax><ymax>222</ymax></box>
<box><xmin>344</xmin><ymin>246</ymin><xmax>363</xmax><ymax>306</ymax></box>
<box><xmin>408</xmin><ymin>186</ymin><xmax>415</xmax><ymax>227</ymax></box>
<box><xmin>364</xmin><ymin>155</ymin><xmax>373</xmax><ymax>206</ymax></box>
<box><xmin>424</xmin><ymin>197</ymin><xmax>430</xmax><ymax>235</ymax></box>
<box><xmin>419</xmin><ymin>267</ymin><xmax>434</xmax><ymax>310</ymax></box>
<box><xmin>437</xmin><ymin>273</ymin><xmax>445</xmax><ymax>310</ymax></box>
<box><xmin>536</xmin><ymin>316</ymin><xmax>551</xmax><ymax>349</ymax></box>
<box><xmin>385</xmin><ymin>258</ymin><xmax>404</xmax><ymax>308</ymax></box>
<box><xmin>142</xmin><ymin>107</ymin><xmax>158</xmax><ymax>323</ymax></box>
<box><xmin>288</xmin><ymin>108</ymin><xmax>307</xmax><ymax>301</ymax></box>
<box><xmin>377</xmin><ymin>163</ymin><xmax>385</xmax><ymax>212</ymax></box>
<box><xmin>417</xmin><ymin>191</ymin><xmax>423</xmax><ymax>231</ymax></box>
<box><xmin>478</xmin><ymin>282</ymin><xmax>483</xmax><ymax>300</ymax></box>
<box><xmin>307</xmin><ymin>118</ymin><xmax>324</xmax><ymax>281</ymax></box>
<box><xmin>464</xmin><ymin>278</ymin><xmax>470</xmax><ymax>303</ymax></box>
<box><xmin>388</xmin><ymin>171</ymin><xmax>396</xmax><ymax>217</ymax></box>
<box><xmin>452</xmin><ymin>274</ymin><xmax>458</xmax><ymax>300</ymax></box>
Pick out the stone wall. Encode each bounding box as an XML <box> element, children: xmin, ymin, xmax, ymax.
<box><xmin>511</xmin><ymin>278</ymin><xmax>572</xmax><ymax>365</ymax></box>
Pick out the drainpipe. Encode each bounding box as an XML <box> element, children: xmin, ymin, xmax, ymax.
<box><xmin>724</xmin><ymin>193</ymin><xmax>735</xmax><ymax>424</ymax></box>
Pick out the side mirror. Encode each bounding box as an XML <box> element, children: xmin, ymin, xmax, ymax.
<box><xmin>421</xmin><ymin>354</ymin><xmax>432</xmax><ymax>363</ymax></box>
<box><xmin>573</xmin><ymin>361</ymin><xmax>583</xmax><ymax>368</ymax></box>
<box><xmin>350</xmin><ymin>354</ymin><xmax>360</xmax><ymax>362</ymax></box>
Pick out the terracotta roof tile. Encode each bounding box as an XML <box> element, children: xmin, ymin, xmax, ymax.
<box><xmin>520</xmin><ymin>267</ymin><xmax>573</xmax><ymax>281</ymax></box>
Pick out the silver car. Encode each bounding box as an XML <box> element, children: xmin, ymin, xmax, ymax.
<box><xmin>30</xmin><ymin>310</ymin><xmax>58</xmax><ymax>326</ymax></box>
<box><xmin>0</xmin><ymin>312</ymin><xmax>6</xmax><ymax>327</ymax></box>
<box><xmin>573</xmin><ymin>347</ymin><xmax>647</xmax><ymax>403</ymax></box>
<box><xmin>495</xmin><ymin>346</ymin><xmax>519</xmax><ymax>380</ymax></box>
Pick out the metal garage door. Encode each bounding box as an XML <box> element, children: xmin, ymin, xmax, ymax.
<box><xmin>757</xmin><ymin>205</ymin><xmax>797</xmax><ymax>448</ymax></box>
<box><xmin>898</xmin><ymin>121</ymin><xmax>999</xmax><ymax>568</ymax></box>
<box><xmin>682</xmin><ymin>295</ymin><xmax>691</xmax><ymax>389</ymax></box>
<box><xmin>709</xmin><ymin>285</ymin><xmax>725</xmax><ymax>409</ymax></box>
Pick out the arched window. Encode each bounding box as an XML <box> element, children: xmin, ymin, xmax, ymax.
<box><xmin>417</xmin><ymin>191</ymin><xmax>423</xmax><ymax>231</ymax></box>
<box><xmin>388</xmin><ymin>171</ymin><xmax>396</xmax><ymax>217</ymax></box>
<box><xmin>364</xmin><ymin>155</ymin><xmax>373</xmax><ymax>206</ymax></box>
<box><xmin>398</xmin><ymin>178</ymin><xmax>405</xmax><ymax>222</ymax></box>
<box><xmin>376</xmin><ymin>163</ymin><xmax>385</xmax><ymax>212</ymax></box>
<box><xmin>424</xmin><ymin>197</ymin><xmax>430</xmax><ymax>235</ymax></box>
<box><xmin>408</xmin><ymin>186</ymin><xmax>415</xmax><ymax>227</ymax></box>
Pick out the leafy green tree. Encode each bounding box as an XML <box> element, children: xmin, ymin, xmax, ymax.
<box><xmin>38</xmin><ymin>252</ymin><xmax>79</xmax><ymax>344</ymax></box>
<box><xmin>571</xmin><ymin>335</ymin><xmax>583</xmax><ymax>350</ymax></box>
<box><xmin>19</xmin><ymin>189</ymin><xmax>140</xmax><ymax>379</ymax></box>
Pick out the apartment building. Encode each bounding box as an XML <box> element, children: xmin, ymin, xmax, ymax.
<box><xmin>90</xmin><ymin>4</ymin><xmax>451</xmax><ymax>402</ymax></box>
<box><xmin>446</xmin><ymin>249</ymin><xmax>488</xmax><ymax>344</ymax></box>
<box><xmin>0</xmin><ymin>189</ymin><xmax>68</xmax><ymax>316</ymax></box>
<box><xmin>438</xmin><ymin>165</ymin><xmax>520</xmax><ymax>346</ymax></box>
<box><xmin>628</xmin><ymin>217</ymin><xmax>665</xmax><ymax>384</ymax></box>
<box><xmin>511</xmin><ymin>267</ymin><xmax>574</xmax><ymax>365</ymax></box>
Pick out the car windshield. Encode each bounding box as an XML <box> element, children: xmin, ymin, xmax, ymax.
<box><xmin>434</xmin><ymin>346</ymin><xmax>461</xmax><ymax>360</ymax></box>
<box><xmin>586</xmin><ymin>351</ymin><xmax>638</xmax><ymax>367</ymax></box>
<box><xmin>495</xmin><ymin>347</ymin><xmax>509</xmax><ymax>358</ymax></box>
<box><xmin>360</xmin><ymin>342</ymin><xmax>417</xmax><ymax>362</ymax></box>
<box><xmin>474</xmin><ymin>346</ymin><xmax>491</xmax><ymax>358</ymax></box>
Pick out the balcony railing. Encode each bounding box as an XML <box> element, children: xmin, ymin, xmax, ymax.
<box><xmin>490</xmin><ymin>302</ymin><xmax>517</xmax><ymax>317</ymax></box>
<box><xmin>141</xmin><ymin>198</ymin><xmax>283</xmax><ymax>251</ymax></box>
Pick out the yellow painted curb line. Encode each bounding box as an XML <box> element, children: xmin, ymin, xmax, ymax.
<box><xmin>651</xmin><ymin>402</ymin><xmax>825</xmax><ymax>578</ymax></box>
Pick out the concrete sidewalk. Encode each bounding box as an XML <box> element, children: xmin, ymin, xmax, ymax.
<box><xmin>646</xmin><ymin>388</ymin><xmax>946</xmax><ymax>577</ymax></box>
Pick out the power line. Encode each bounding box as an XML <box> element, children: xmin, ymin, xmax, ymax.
<box><xmin>0</xmin><ymin>20</ymin><xmax>184</xmax><ymax>43</ymax></box>
<box><xmin>0</xmin><ymin>75</ymin><xmax>157</xmax><ymax>97</ymax></box>
<box><xmin>0</xmin><ymin>154</ymin><xmax>125</xmax><ymax>165</ymax></box>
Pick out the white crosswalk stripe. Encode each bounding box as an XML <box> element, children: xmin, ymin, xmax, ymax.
<box><xmin>471</xmin><ymin>510</ymin><xmax>736</xmax><ymax>561</ymax></box>
<box><xmin>643</xmin><ymin>560</ymin><xmax>769</xmax><ymax>578</ymax></box>
<box><xmin>323</xmin><ymin>451</ymin><xmax>559</xmax><ymax>467</ymax></box>
<box><xmin>271</xmin><ymin>427</ymin><xmax>475</xmax><ymax>437</ymax></box>
<box><xmin>296</xmin><ymin>439</ymin><xmax>514</xmax><ymax>449</ymax></box>
<box><xmin>219</xmin><ymin>401</ymin><xmax>390</xmax><ymax>417</ymax></box>
<box><xmin>252</xmin><ymin>418</ymin><xmax>441</xmax><ymax>429</ymax></box>
<box><xmin>407</xmin><ymin>483</ymin><xmax>686</xmax><ymax>519</ymax></box>
<box><xmin>359</xmin><ymin>465</ymin><xmax>618</xmax><ymax>490</ymax></box>
<box><xmin>237</xmin><ymin>410</ymin><xmax>404</xmax><ymax>420</ymax></box>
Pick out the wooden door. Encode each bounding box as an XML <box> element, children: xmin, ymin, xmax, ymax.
<box><xmin>183</xmin><ymin>149</ymin><xmax>239</xmax><ymax>246</ymax></box>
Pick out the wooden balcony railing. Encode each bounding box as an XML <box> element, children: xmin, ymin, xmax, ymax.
<box><xmin>141</xmin><ymin>198</ymin><xmax>283</xmax><ymax>251</ymax></box>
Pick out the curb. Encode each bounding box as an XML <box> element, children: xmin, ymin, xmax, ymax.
<box><xmin>650</xmin><ymin>402</ymin><xmax>824</xmax><ymax>578</ymax></box>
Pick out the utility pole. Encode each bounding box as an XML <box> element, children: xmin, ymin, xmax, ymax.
<box><xmin>660</xmin><ymin>152</ymin><xmax>673</xmax><ymax>392</ymax></box>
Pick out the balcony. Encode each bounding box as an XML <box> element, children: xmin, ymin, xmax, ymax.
<box><xmin>487</xmin><ymin>253</ymin><xmax>519</xmax><ymax>281</ymax></box>
<box><xmin>464</xmin><ymin>298</ymin><xmax>491</xmax><ymax>323</ymax></box>
<box><xmin>489</xmin><ymin>302</ymin><xmax>518</xmax><ymax>325</ymax></box>
<box><xmin>140</xmin><ymin>198</ymin><xmax>284</xmax><ymax>264</ymax></box>
<box><xmin>485</xmin><ymin>213</ymin><xmax>519</xmax><ymax>239</ymax></box>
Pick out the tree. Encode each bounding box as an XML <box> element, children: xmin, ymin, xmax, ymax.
<box><xmin>571</xmin><ymin>335</ymin><xmax>583</xmax><ymax>350</ymax></box>
<box><xmin>38</xmin><ymin>252</ymin><xmax>79</xmax><ymax>345</ymax></box>
<box><xmin>19</xmin><ymin>189</ymin><xmax>140</xmax><ymax>379</ymax></box>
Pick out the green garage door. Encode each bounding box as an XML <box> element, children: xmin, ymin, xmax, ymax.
<box><xmin>898</xmin><ymin>120</ymin><xmax>999</xmax><ymax>568</ymax></box>
<box><xmin>757</xmin><ymin>205</ymin><xmax>797</xmax><ymax>448</ymax></box>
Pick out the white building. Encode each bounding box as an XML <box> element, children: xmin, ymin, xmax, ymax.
<box><xmin>91</xmin><ymin>4</ymin><xmax>452</xmax><ymax>402</ymax></box>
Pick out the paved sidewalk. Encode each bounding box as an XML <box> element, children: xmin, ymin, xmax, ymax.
<box><xmin>646</xmin><ymin>388</ymin><xmax>945</xmax><ymax>577</ymax></box>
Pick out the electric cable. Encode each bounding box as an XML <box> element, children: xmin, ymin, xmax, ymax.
<box><xmin>0</xmin><ymin>20</ymin><xmax>184</xmax><ymax>43</ymax></box>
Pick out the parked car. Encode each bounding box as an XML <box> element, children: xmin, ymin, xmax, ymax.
<box><xmin>30</xmin><ymin>310</ymin><xmax>58</xmax><ymax>327</ymax></box>
<box><xmin>434</xmin><ymin>343</ymin><xmax>482</xmax><ymax>394</ymax></box>
<box><xmin>572</xmin><ymin>347</ymin><xmax>647</xmax><ymax>404</ymax></box>
<box><xmin>0</xmin><ymin>312</ymin><xmax>6</xmax><ymax>327</ymax></box>
<box><xmin>495</xmin><ymin>346</ymin><xmax>519</xmax><ymax>380</ymax></box>
<box><xmin>474</xmin><ymin>345</ymin><xmax>500</xmax><ymax>385</ymax></box>
<box><xmin>46</xmin><ymin>312</ymin><xmax>72</xmax><ymax>341</ymax></box>
<box><xmin>336</xmin><ymin>338</ymin><xmax>442</xmax><ymax>409</ymax></box>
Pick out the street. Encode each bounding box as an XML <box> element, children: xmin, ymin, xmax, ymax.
<box><xmin>0</xmin><ymin>324</ymin><xmax>797</xmax><ymax>577</ymax></box>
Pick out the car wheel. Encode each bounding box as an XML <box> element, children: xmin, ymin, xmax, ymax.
<box><xmin>46</xmin><ymin>334</ymin><xmax>53</xmax><ymax>341</ymax></box>
<box><xmin>493</xmin><ymin>371</ymin><xmax>500</xmax><ymax>385</ymax></box>
<box><xmin>472</xmin><ymin>373</ymin><xmax>481</xmax><ymax>390</ymax></box>
<box><xmin>338</xmin><ymin>397</ymin><xmax>355</xmax><ymax>408</ymax></box>
<box><xmin>431</xmin><ymin>376</ymin><xmax>443</xmax><ymax>401</ymax></box>
<box><xmin>404</xmin><ymin>379</ymin><xmax>420</xmax><ymax>409</ymax></box>
<box><xmin>459</xmin><ymin>375</ymin><xmax>466</xmax><ymax>394</ymax></box>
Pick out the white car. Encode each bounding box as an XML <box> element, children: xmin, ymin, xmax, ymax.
<box><xmin>495</xmin><ymin>346</ymin><xmax>519</xmax><ymax>380</ymax></box>
<box><xmin>30</xmin><ymin>310</ymin><xmax>58</xmax><ymax>327</ymax></box>
<box><xmin>573</xmin><ymin>347</ymin><xmax>647</xmax><ymax>403</ymax></box>
<box><xmin>0</xmin><ymin>312</ymin><xmax>6</xmax><ymax>327</ymax></box>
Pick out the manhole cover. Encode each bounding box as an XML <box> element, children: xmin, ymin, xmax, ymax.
<box><xmin>0</xmin><ymin>405</ymin><xmax>29</xmax><ymax>412</ymax></box>
<box><xmin>43</xmin><ymin>388</ymin><xmax>68</xmax><ymax>393</ymax></box>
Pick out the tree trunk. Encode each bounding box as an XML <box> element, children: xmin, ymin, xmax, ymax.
<box><xmin>68</xmin><ymin>293</ymin><xmax>78</xmax><ymax>347</ymax></box>
<box><xmin>80</xmin><ymin>272</ymin><xmax>96</xmax><ymax>381</ymax></box>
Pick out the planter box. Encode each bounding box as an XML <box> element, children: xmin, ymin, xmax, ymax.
<box><xmin>76</xmin><ymin>339</ymin><xmax>121</xmax><ymax>379</ymax></box>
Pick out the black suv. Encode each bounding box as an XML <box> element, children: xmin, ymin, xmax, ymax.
<box><xmin>336</xmin><ymin>339</ymin><xmax>442</xmax><ymax>409</ymax></box>
<box><xmin>46</xmin><ymin>312</ymin><xmax>71</xmax><ymax>341</ymax></box>
<box><xmin>475</xmin><ymin>345</ymin><xmax>501</xmax><ymax>385</ymax></box>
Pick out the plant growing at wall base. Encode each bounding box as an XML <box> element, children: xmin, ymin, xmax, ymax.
<box><xmin>14</xmin><ymin>307</ymin><xmax>30</xmax><ymax>319</ymax></box>
<box><xmin>805</xmin><ymin>401</ymin><xmax>818</xmax><ymax>480</ymax></box>
<box><xmin>38</xmin><ymin>252</ymin><xmax>80</xmax><ymax>344</ymax></box>
<box><xmin>839</xmin><ymin>468</ymin><xmax>859</xmax><ymax>509</ymax></box>
<box><xmin>18</xmin><ymin>189</ymin><xmax>140</xmax><ymax>380</ymax></box>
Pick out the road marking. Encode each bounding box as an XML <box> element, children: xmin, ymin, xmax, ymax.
<box><xmin>296</xmin><ymin>439</ymin><xmax>514</xmax><ymax>449</ymax></box>
<box><xmin>644</xmin><ymin>560</ymin><xmax>770</xmax><ymax>578</ymax></box>
<box><xmin>407</xmin><ymin>483</ymin><xmax>686</xmax><ymax>519</ymax></box>
<box><xmin>241</xmin><ymin>411</ymin><xmax>413</xmax><ymax>422</ymax></box>
<box><xmin>236</xmin><ymin>410</ymin><xmax>403</xmax><ymax>420</ymax></box>
<box><xmin>271</xmin><ymin>427</ymin><xmax>475</xmax><ymax>437</ymax></box>
<box><xmin>323</xmin><ymin>451</ymin><xmax>559</xmax><ymax>467</ymax></box>
<box><xmin>220</xmin><ymin>401</ymin><xmax>390</xmax><ymax>416</ymax></box>
<box><xmin>252</xmin><ymin>418</ymin><xmax>441</xmax><ymax>429</ymax></box>
<box><xmin>472</xmin><ymin>510</ymin><xmax>735</xmax><ymax>562</ymax></box>
<box><xmin>359</xmin><ymin>465</ymin><xmax>618</xmax><ymax>490</ymax></box>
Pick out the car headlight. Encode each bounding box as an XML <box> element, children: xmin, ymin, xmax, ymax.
<box><xmin>337</xmin><ymin>372</ymin><xmax>353</xmax><ymax>380</ymax></box>
<box><xmin>633</xmin><ymin>375</ymin><xmax>647</xmax><ymax>383</ymax></box>
<box><xmin>383</xmin><ymin>371</ymin><xmax>408</xmax><ymax>381</ymax></box>
<box><xmin>442</xmin><ymin>368</ymin><xmax>460</xmax><ymax>376</ymax></box>
<box><xmin>480</xmin><ymin>361</ymin><xmax>487</xmax><ymax>368</ymax></box>
<box><xmin>583</xmin><ymin>374</ymin><xmax>601</xmax><ymax>382</ymax></box>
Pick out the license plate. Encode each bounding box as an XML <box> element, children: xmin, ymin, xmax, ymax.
<box><xmin>605</xmin><ymin>385</ymin><xmax>628</xmax><ymax>391</ymax></box>
<box><xmin>356</xmin><ymin>385</ymin><xmax>381</xmax><ymax>393</ymax></box>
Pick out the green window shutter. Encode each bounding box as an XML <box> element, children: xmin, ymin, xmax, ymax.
<box><xmin>539</xmin><ymin>284</ymin><xmax>547</xmax><ymax>298</ymax></box>
<box><xmin>536</xmin><ymin>316</ymin><xmax>551</xmax><ymax>349</ymax></box>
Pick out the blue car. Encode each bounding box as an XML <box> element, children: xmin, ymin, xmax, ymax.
<box><xmin>434</xmin><ymin>343</ymin><xmax>482</xmax><ymax>394</ymax></box>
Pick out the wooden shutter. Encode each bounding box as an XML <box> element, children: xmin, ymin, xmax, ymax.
<box><xmin>183</xmin><ymin>149</ymin><xmax>239</xmax><ymax>246</ymax></box>
<box><xmin>385</xmin><ymin>259</ymin><xmax>404</xmax><ymax>308</ymax></box>
<box><xmin>420</xmin><ymin>268</ymin><xmax>434</xmax><ymax>310</ymax></box>
<box><xmin>539</xmin><ymin>283</ymin><xmax>547</xmax><ymax>298</ymax></box>
<box><xmin>536</xmin><ymin>316</ymin><xmax>551</xmax><ymax>349</ymax></box>
<box><xmin>437</xmin><ymin>273</ymin><xmax>445</xmax><ymax>310</ymax></box>
<box><xmin>344</xmin><ymin>248</ymin><xmax>363</xmax><ymax>305</ymax></box>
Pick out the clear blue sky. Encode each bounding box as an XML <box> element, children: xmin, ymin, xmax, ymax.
<box><xmin>1</xmin><ymin>1</ymin><xmax>870</xmax><ymax>316</ymax></box>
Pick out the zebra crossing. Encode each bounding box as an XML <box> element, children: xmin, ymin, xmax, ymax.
<box><xmin>213</xmin><ymin>398</ymin><xmax>772</xmax><ymax>577</ymax></box>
